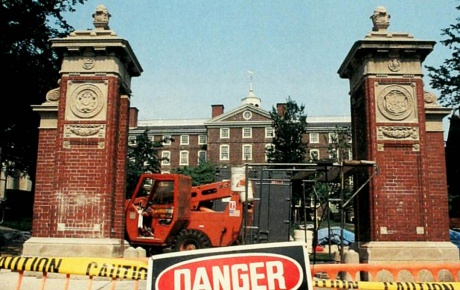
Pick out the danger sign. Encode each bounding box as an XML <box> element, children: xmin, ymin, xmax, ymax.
<box><xmin>147</xmin><ymin>241</ymin><xmax>312</xmax><ymax>290</ymax></box>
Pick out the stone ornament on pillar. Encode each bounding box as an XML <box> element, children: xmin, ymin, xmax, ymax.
<box><xmin>388</xmin><ymin>59</ymin><xmax>401</xmax><ymax>72</ymax></box>
<box><xmin>371</xmin><ymin>6</ymin><xmax>390</xmax><ymax>32</ymax></box>
<box><xmin>46</xmin><ymin>87</ymin><xmax>60</xmax><ymax>103</ymax></box>
<box><xmin>92</xmin><ymin>5</ymin><xmax>111</xmax><ymax>30</ymax></box>
<box><xmin>375</xmin><ymin>84</ymin><xmax>418</xmax><ymax>122</ymax></box>
<box><xmin>377</xmin><ymin>126</ymin><xmax>419</xmax><ymax>141</ymax></box>
<box><xmin>65</xmin><ymin>81</ymin><xmax>108</xmax><ymax>121</ymax></box>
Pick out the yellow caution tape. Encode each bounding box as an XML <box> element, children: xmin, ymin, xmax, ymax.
<box><xmin>0</xmin><ymin>256</ymin><xmax>148</xmax><ymax>280</ymax></box>
<box><xmin>314</xmin><ymin>279</ymin><xmax>460</xmax><ymax>290</ymax></box>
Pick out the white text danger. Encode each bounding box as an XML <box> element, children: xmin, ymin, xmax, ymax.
<box><xmin>174</xmin><ymin>261</ymin><xmax>286</xmax><ymax>290</ymax></box>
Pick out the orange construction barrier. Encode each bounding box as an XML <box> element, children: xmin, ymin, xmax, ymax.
<box><xmin>0</xmin><ymin>256</ymin><xmax>148</xmax><ymax>290</ymax></box>
<box><xmin>2</xmin><ymin>256</ymin><xmax>460</xmax><ymax>289</ymax></box>
<box><xmin>311</xmin><ymin>263</ymin><xmax>460</xmax><ymax>282</ymax></box>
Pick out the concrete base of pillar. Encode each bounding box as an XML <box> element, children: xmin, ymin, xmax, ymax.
<box><xmin>22</xmin><ymin>237</ymin><xmax>129</xmax><ymax>258</ymax></box>
<box><xmin>358</xmin><ymin>241</ymin><xmax>459</xmax><ymax>263</ymax></box>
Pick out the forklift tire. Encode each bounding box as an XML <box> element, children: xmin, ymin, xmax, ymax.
<box><xmin>173</xmin><ymin>229</ymin><xmax>211</xmax><ymax>251</ymax></box>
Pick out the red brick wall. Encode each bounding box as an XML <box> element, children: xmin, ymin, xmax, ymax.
<box><xmin>353</xmin><ymin>77</ymin><xmax>450</xmax><ymax>242</ymax></box>
<box><xmin>424</xmin><ymin>131</ymin><xmax>450</xmax><ymax>240</ymax></box>
<box><xmin>206</xmin><ymin>126</ymin><xmax>271</xmax><ymax>167</ymax></box>
<box><xmin>32</xmin><ymin>76</ymin><xmax>128</xmax><ymax>240</ymax></box>
<box><xmin>32</xmin><ymin>128</ymin><xmax>57</xmax><ymax>237</ymax></box>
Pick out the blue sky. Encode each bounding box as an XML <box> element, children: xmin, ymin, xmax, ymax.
<box><xmin>64</xmin><ymin>1</ymin><xmax>458</xmax><ymax>134</ymax></box>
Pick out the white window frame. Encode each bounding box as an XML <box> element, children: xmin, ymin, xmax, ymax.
<box><xmin>265</xmin><ymin>144</ymin><xmax>274</xmax><ymax>161</ymax></box>
<box><xmin>128</xmin><ymin>136</ymin><xmax>137</xmax><ymax>145</ymax></box>
<box><xmin>180</xmin><ymin>135</ymin><xmax>189</xmax><ymax>145</ymax></box>
<box><xmin>163</xmin><ymin>135</ymin><xmax>172</xmax><ymax>145</ymax></box>
<box><xmin>328</xmin><ymin>132</ymin><xmax>338</xmax><ymax>144</ymax></box>
<box><xmin>242</xmin><ymin>127</ymin><xmax>252</xmax><ymax>138</ymax></box>
<box><xmin>198</xmin><ymin>135</ymin><xmax>207</xmax><ymax>145</ymax></box>
<box><xmin>242</xmin><ymin>144</ymin><xmax>252</xmax><ymax>161</ymax></box>
<box><xmin>265</xmin><ymin>127</ymin><xmax>275</xmax><ymax>138</ymax></box>
<box><xmin>180</xmin><ymin>150</ymin><xmax>189</xmax><ymax>166</ymax></box>
<box><xmin>161</xmin><ymin>151</ymin><xmax>171</xmax><ymax>165</ymax></box>
<box><xmin>329</xmin><ymin>149</ymin><xmax>339</xmax><ymax>159</ymax></box>
<box><xmin>220</xmin><ymin>128</ymin><xmax>230</xmax><ymax>139</ymax></box>
<box><xmin>220</xmin><ymin>145</ymin><xmax>230</xmax><ymax>160</ymax></box>
<box><xmin>309</xmin><ymin>133</ymin><xmax>319</xmax><ymax>144</ymax></box>
<box><xmin>198</xmin><ymin>150</ymin><xmax>207</xmax><ymax>163</ymax></box>
<box><xmin>310</xmin><ymin>149</ymin><xmax>320</xmax><ymax>161</ymax></box>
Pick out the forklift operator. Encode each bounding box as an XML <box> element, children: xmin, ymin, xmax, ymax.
<box><xmin>138</xmin><ymin>180</ymin><xmax>175</xmax><ymax>237</ymax></box>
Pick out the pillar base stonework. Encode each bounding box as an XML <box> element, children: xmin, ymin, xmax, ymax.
<box><xmin>22</xmin><ymin>238</ymin><xmax>129</xmax><ymax>258</ymax></box>
<box><xmin>358</xmin><ymin>242</ymin><xmax>459</xmax><ymax>263</ymax></box>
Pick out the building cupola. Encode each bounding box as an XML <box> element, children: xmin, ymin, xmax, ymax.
<box><xmin>241</xmin><ymin>71</ymin><xmax>261</xmax><ymax>107</ymax></box>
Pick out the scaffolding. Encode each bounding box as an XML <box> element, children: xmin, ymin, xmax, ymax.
<box><xmin>241</xmin><ymin>160</ymin><xmax>379</xmax><ymax>263</ymax></box>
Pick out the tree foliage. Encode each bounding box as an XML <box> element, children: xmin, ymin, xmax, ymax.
<box><xmin>325</xmin><ymin>126</ymin><xmax>352</xmax><ymax>163</ymax></box>
<box><xmin>173</xmin><ymin>162</ymin><xmax>216</xmax><ymax>186</ymax></box>
<box><xmin>126</xmin><ymin>130</ymin><xmax>168</xmax><ymax>197</ymax></box>
<box><xmin>0</xmin><ymin>0</ymin><xmax>86</xmax><ymax>178</ymax></box>
<box><xmin>266</xmin><ymin>97</ymin><xmax>308</xmax><ymax>163</ymax></box>
<box><xmin>425</xmin><ymin>4</ymin><xmax>460</xmax><ymax>111</ymax></box>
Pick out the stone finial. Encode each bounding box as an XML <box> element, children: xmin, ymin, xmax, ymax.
<box><xmin>92</xmin><ymin>5</ymin><xmax>111</xmax><ymax>30</ymax></box>
<box><xmin>371</xmin><ymin>6</ymin><xmax>390</xmax><ymax>32</ymax></box>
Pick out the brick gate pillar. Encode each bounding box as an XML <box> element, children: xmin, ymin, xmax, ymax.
<box><xmin>25</xmin><ymin>5</ymin><xmax>142</xmax><ymax>257</ymax></box>
<box><xmin>338</xmin><ymin>7</ymin><xmax>457</xmax><ymax>263</ymax></box>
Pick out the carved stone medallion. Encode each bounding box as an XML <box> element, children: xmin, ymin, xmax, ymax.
<box><xmin>67</xmin><ymin>83</ymin><xmax>106</xmax><ymax>120</ymax></box>
<box><xmin>388</xmin><ymin>59</ymin><xmax>401</xmax><ymax>72</ymax></box>
<box><xmin>82</xmin><ymin>58</ymin><xmax>95</xmax><ymax>70</ymax></box>
<box><xmin>377</xmin><ymin>85</ymin><xmax>415</xmax><ymax>121</ymax></box>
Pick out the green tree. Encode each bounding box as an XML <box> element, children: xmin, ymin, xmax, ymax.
<box><xmin>425</xmin><ymin>4</ymin><xmax>460</xmax><ymax>218</ymax></box>
<box><xmin>325</xmin><ymin>126</ymin><xmax>352</xmax><ymax>163</ymax></box>
<box><xmin>0</xmin><ymin>0</ymin><xmax>86</xmax><ymax>179</ymax></box>
<box><xmin>425</xmin><ymin>4</ymin><xmax>460</xmax><ymax>111</ymax></box>
<box><xmin>266</xmin><ymin>97</ymin><xmax>308</xmax><ymax>163</ymax></box>
<box><xmin>173</xmin><ymin>162</ymin><xmax>216</xmax><ymax>186</ymax></box>
<box><xmin>126</xmin><ymin>130</ymin><xmax>169</xmax><ymax>197</ymax></box>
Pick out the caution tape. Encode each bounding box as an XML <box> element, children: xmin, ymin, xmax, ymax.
<box><xmin>314</xmin><ymin>279</ymin><xmax>460</xmax><ymax>290</ymax></box>
<box><xmin>0</xmin><ymin>256</ymin><xmax>148</xmax><ymax>280</ymax></box>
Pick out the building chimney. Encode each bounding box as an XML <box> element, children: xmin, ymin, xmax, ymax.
<box><xmin>212</xmin><ymin>104</ymin><xmax>224</xmax><ymax>118</ymax></box>
<box><xmin>277</xmin><ymin>103</ymin><xmax>286</xmax><ymax>117</ymax></box>
<box><xmin>129</xmin><ymin>107</ymin><xmax>139</xmax><ymax>128</ymax></box>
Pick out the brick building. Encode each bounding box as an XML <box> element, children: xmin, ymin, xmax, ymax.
<box><xmin>128</xmin><ymin>83</ymin><xmax>351</xmax><ymax>171</ymax></box>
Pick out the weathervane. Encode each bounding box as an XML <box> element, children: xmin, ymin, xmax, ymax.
<box><xmin>248</xmin><ymin>70</ymin><xmax>254</xmax><ymax>92</ymax></box>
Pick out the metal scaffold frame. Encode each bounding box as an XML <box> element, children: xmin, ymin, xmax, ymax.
<box><xmin>240</xmin><ymin>160</ymin><xmax>379</xmax><ymax>263</ymax></box>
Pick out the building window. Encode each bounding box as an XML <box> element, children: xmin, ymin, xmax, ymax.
<box><xmin>220</xmin><ymin>145</ymin><xmax>230</xmax><ymax>160</ymax></box>
<box><xmin>163</xmin><ymin>135</ymin><xmax>172</xmax><ymax>145</ymax></box>
<box><xmin>128</xmin><ymin>136</ymin><xmax>137</xmax><ymax>145</ymax></box>
<box><xmin>180</xmin><ymin>135</ymin><xmax>189</xmax><ymax>145</ymax></box>
<box><xmin>242</xmin><ymin>144</ymin><xmax>252</xmax><ymax>161</ymax></box>
<box><xmin>309</xmin><ymin>149</ymin><xmax>320</xmax><ymax>162</ymax></box>
<box><xmin>198</xmin><ymin>150</ymin><xmax>207</xmax><ymax>164</ymax></box>
<box><xmin>328</xmin><ymin>132</ymin><xmax>338</xmax><ymax>144</ymax></box>
<box><xmin>220</xmin><ymin>128</ymin><xmax>230</xmax><ymax>139</ymax></box>
<box><xmin>265</xmin><ymin>127</ymin><xmax>275</xmax><ymax>138</ymax></box>
<box><xmin>161</xmin><ymin>151</ymin><xmax>171</xmax><ymax>165</ymax></box>
<box><xmin>309</xmin><ymin>133</ymin><xmax>319</xmax><ymax>143</ymax></box>
<box><xmin>198</xmin><ymin>135</ymin><xmax>207</xmax><ymax>145</ymax></box>
<box><xmin>180</xmin><ymin>151</ymin><xmax>189</xmax><ymax>166</ymax></box>
<box><xmin>242</xmin><ymin>127</ymin><xmax>252</xmax><ymax>138</ymax></box>
<box><xmin>265</xmin><ymin>144</ymin><xmax>274</xmax><ymax>161</ymax></box>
